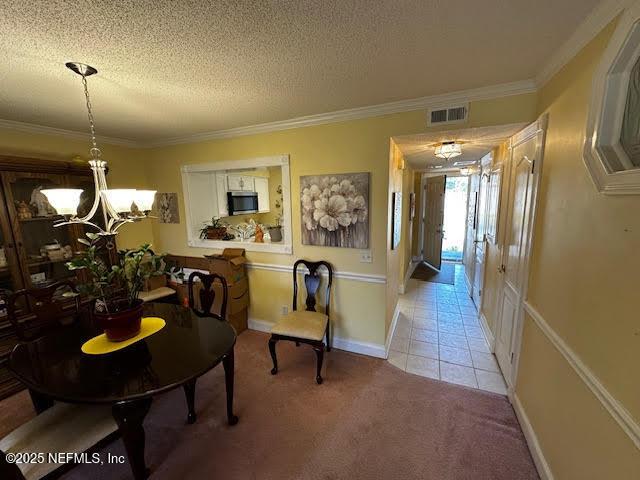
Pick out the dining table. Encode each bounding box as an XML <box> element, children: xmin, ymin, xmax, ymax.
<box><xmin>9</xmin><ymin>302</ymin><xmax>239</xmax><ymax>480</ymax></box>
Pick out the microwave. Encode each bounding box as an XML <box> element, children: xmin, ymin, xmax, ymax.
<box><xmin>227</xmin><ymin>191</ymin><xmax>259</xmax><ymax>215</ymax></box>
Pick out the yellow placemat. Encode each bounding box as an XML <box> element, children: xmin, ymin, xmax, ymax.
<box><xmin>81</xmin><ymin>317</ymin><xmax>166</xmax><ymax>355</ymax></box>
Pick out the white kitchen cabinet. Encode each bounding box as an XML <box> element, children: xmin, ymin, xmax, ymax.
<box><xmin>254</xmin><ymin>177</ymin><xmax>270</xmax><ymax>213</ymax></box>
<box><xmin>227</xmin><ymin>174</ymin><xmax>255</xmax><ymax>192</ymax></box>
<box><xmin>216</xmin><ymin>173</ymin><xmax>229</xmax><ymax>217</ymax></box>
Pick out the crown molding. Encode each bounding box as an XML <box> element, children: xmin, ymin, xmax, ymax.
<box><xmin>535</xmin><ymin>0</ymin><xmax>632</xmax><ymax>88</ymax></box>
<box><xmin>0</xmin><ymin>118</ymin><xmax>140</xmax><ymax>148</ymax></box>
<box><xmin>142</xmin><ymin>79</ymin><xmax>537</xmax><ymax>147</ymax></box>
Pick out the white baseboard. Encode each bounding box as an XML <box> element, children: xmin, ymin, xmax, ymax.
<box><xmin>511</xmin><ymin>393</ymin><xmax>554</xmax><ymax>480</ymax></box>
<box><xmin>479</xmin><ymin>312</ymin><xmax>495</xmax><ymax>352</ymax></box>
<box><xmin>248</xmin><ymin>318</ymin><xmax>386</xmax><ymax>359</ymax></box>
<box><xmin>384</xmin><ymin>303</ymin><xmax>401</xmax><ymax>358</ymax></box>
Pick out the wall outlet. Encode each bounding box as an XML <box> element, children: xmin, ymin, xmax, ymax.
<box><xmin>281</xmin><ymin>305</ymin><xmax>288</xmax><ymax>315</ymax></box>
<box><xmin>360</xmin><ymin>251</ymin><xmax>373</xmax><ymax>263</ymax></box>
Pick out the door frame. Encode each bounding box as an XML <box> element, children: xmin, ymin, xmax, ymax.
<box><xmin>496</xmin><ymin>114</ymin><xmax>548</xmax><ymax>395</ymax></box>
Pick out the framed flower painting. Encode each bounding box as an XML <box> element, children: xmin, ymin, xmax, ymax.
<box><xmin>300</xmin><ymin>172</ymin><xmax>369</xmax><ymax>248</ymax></box>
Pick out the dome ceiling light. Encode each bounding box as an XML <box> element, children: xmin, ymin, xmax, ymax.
<box><xmin>434</xmin><ymin>141</ymin><xmax>462</xmax><ymax>160</ymax></box>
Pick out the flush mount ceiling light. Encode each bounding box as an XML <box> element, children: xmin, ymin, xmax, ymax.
<box><xmin>434</xmin><ymin>141</ymin><xmax>462</xmax><ymax>160</ymax></box>
<box><xmin>41</xmin><ymin>62</ymin><xmax>156</xmax><ymax>236</ymax></box>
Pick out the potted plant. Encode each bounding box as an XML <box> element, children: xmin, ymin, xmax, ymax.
<box><xmin>200</xmin><ymin>217</ymin><xmax>228</xmax><ymax>240</ymax></box>
<box><xmin>268</xmin><ymin>185</ymin><xmax>283</xmax><ymax>242</ymax></box>
<box><xmin>66</xmin><ymin>233</ymin><xmax>170</xmax><ymax>341</ymax></box>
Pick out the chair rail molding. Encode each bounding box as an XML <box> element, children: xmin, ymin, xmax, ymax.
<box><xmin>248</xmin><ymin>318</ymin><xmax>386</xmax><ymax>359</ymax></box>
<box><xmin>583</xmin><ymin>0</ymin><xmax>640</xmax><ymax>195</ymax></box>
<box><xmin>523</xmin><ymin>301</ymin><xmax>640</xmax><ymax>450</ymax></box>
<box><xmin>246</xmin><ymin>262</ymin><xmax>386</xmax><ymax>284</ymax></box>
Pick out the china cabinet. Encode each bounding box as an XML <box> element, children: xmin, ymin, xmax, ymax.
<box><xmin>0</xmin><ymin>155</ymin><xmax>114</xmax><ymax>399</ymax></box>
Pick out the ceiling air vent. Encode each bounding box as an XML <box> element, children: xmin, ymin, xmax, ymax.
<box><xmin>427</xmin><ymin>104</ymin><xmax>468</xmax><ymax>126</ymax></box>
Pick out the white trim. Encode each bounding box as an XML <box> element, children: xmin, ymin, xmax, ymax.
<box><xmin>385</xmin><ymin>302</ymin><xmax>402</xmax><ymax>358</ymax></box>
<box><xmin>535</xmin><ymin>0</ymin><xmax>632</xmax><ymax>87</ymax></box>
<box><xmin>0</xmin><ymin>118</ymin><xmax>139</xmax><ymax>148</ymax></box>
<box><xmin>245</xmin><ymin>261</ymin><xmax>386</xmax><ymax>284</ymax></box>
<box><xmin>583</xmin><ymin>0</ymin><xmax>640</xmax><ymax>195</ymax></box>
<box><xmin>523</xmin><ymin>301</ymin><xmax>640</xmax><ymax>450</ymax></box>
<box><xmin>181</xmin><ymin>155</ymin><xmax>293</xmax><ymax>255</ymax></box>
<box><xmin>248</xmin><ymin>317</ymin><xmax>386</xmax><ymax>358</ymax></box>
<box><xmin>399</xmin><ymin>260</ymin><xmax>419</xmax><ymax>294</ymax></box>
<box><xmin>511</xmin><ymin>393</ymin><xmax>554</xmax><ymax>480</ymax></box>
<box><xmin>479</xmin><ymin>312</ymin><xmax>495</xmax><ymax>352</ymax></box>
<box><xmin>143</xmin><ymin>80</ymin><xmax>536</xmax><ymax>147</ymax></box>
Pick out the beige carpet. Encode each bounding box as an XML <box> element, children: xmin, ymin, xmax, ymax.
<box><xmin>1</xmin><ymin>330</ymin><xmax>538</xmax><ymax>480</ymax></box>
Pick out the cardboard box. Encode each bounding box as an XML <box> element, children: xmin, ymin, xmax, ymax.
<box><xmin>144</xmin><ymin>274</ymin><xmax>167</xmax><ymax>291</ymax></box>
<box><xmin>212</xmin><ymin>277</ymin><xmax>249</xmax><ymax>315</ymax></box>
<box><xmin>206</xmin><ymin>248</ymin><xmax>247</xmax><ymax>285</ymax></box>
<box><xmin>173</xmin><ymin>277</ymin><xmax>249</xmax><ymax>317</ymax></box>
<box><xmin>228</xmin><ymin>309</ymin><xmax>248</xmax><ymax>334</ymax></box>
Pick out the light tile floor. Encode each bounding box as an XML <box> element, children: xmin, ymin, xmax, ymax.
<box><xmin>387</xmin><ymin>263</ymin><xmax>508</xmax><ymax>395</ymax></box>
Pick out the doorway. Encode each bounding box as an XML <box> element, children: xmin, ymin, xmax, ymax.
<box><xmin>441</xmin><ymin>177</ymin><xmax>469</xmax><ymax>262</ymax></box>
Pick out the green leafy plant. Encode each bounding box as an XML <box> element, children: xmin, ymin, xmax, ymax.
<box><xmin>67</xmin><ymin>233</ymin><xmax>172</xmax><ymax>312</ymax></box>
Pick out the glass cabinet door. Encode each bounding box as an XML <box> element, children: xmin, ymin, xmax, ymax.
<box><xmin>1</xmin><ymin>171</ymin><xmax>79</xmax><ymax>288</ymax></box>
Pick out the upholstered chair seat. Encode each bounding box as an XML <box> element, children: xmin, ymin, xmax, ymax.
<box><xmin>271</xmin><ymin>310</ymin><xmax>328</xmax><ymax>341</ymax></box>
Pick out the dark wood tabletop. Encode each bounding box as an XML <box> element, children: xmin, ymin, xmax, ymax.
<box><xmin>9</xmin><ymin>302</ymin><xmax>239</xmax><ymax>479</ymax></box>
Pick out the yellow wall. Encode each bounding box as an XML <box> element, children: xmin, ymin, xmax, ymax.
<box><xmin>0</xmin><ymin>129</ymin><xmax>154</xmax><ymax>249</ymax></box>
<box><xmin>399</xmin><ymin>165</ymin><xmax>415</xmax><ymax>285</ymax></box>
<box><xmin>145</xmin><ymin>95</ymin><xmax>535</xmax><ymax>346</ymax></box>
<box><xmin>504</xmin><ymin>17</ymin><xmax>640</xmax><ymax>478</ymax></box>
<box><xmin>385</xmin><ymin>141</ymin><xmax>404</xmax><ymax>334</ymax></box>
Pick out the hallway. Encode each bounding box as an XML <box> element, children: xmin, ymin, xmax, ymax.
<box><xmin>388</xmin><ymin>263</ymin><xmax>507</xmax><ymax>394</ymax></box>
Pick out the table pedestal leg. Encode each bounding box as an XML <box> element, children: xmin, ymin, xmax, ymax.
<box><xmin>183</xmin><ymin>379</ymin><xmax>197</xmax><ymax>424</ymax></box>
<box><xmin>112</xmin><ymin>398</ymin><xmax>152</xmax><ymax>480</ymax></box>
<box><xmin>29</xmin><ymin>389</ymin><xmax>53</xmax><ymax>414</ymax></box>
<box><xmin>222</xmin><ymin>348</ymin><xmax>239</xmax><ymax>426</ymax></box>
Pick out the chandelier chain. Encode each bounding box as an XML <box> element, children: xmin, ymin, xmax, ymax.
<box><xmin>81</xmin><ymin>74</ymin><xmax>101</xmax><ymax>159</ymax></box>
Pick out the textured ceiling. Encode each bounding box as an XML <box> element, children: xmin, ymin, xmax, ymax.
<box><xmin>394</xmin><ymin>124</ymin><xmax>526</xmax><ymax>170</ymax></box>
<box><xmin>0</xmin><ymin>0</ymin><xmax>600</xmax><ymax>142</ymax></box>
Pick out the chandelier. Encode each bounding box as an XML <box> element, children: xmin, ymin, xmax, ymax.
<box><xmin>41</xmin><ymin>62</ymin><xmax>155</xmax><ymax>236</ymax></box>
<box><xmin>434</xmin><ymin>141</ymin><xmax>462</xmax><ymax>160</ymax></box>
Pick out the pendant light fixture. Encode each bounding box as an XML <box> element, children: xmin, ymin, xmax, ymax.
<box><xmin>434</xmin><ymin>141</ymin><xmax>462</xmax><ymax>160</ymax></box>
<box><xmin>41</xmin><ymin>62</ymin><xmax>155</xmax><ymax>236</ymax></box>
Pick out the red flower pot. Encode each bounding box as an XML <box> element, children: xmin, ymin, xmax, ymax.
<box><xmin>94</xmin><ymin>299</ymin><xmax>144</xmax><ymax>342</ymax></box>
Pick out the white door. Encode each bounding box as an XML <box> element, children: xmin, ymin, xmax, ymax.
<box><xmin>423</xmin><ymin>175</ymin><xmax>446</xmax><ymax>270</ymax></box>
<box><xmin>471</xmin><ymin>154</ymin><xmax>492</xmax><ymax>308</ymax></box>
<box><xmin>463</xmin><ymin>173</ymin><xmax>479</xmax><ymax>294</ymax></box>
<box><xmin>494</xmin><ymin>119</ymin><xmax>546</xmax><ymax>385</ymax></box>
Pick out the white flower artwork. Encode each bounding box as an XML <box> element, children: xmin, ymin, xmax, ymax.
<box><xmin>300</xmin><ymin>172</ymin><xmax>369</xmax><ymax>248</ymax></box>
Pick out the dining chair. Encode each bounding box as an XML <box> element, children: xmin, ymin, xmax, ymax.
<box><xmin>7</xmin><ymin>280</ymin><xmax>81</xmax><ymax>341</ymax></box>
<box><xmin>268</xmin><ymin>259</ymin><xmax>333</xmax><ymax>384</ymax></box>
<box><xmin>187</xmin><ymin>271</ymin><xmax>228</xmax><ymax>320</ymax></box>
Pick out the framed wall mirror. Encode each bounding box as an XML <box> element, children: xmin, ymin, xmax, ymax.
<box><xmin>584</xmin><ymin>4</ymin><xmax>640</xmax><ymax>195</ymax></box>
<box><xmin>181</xmin><ymin>155</ymin><xmax>292</xmax><ymax>254</ymax></box>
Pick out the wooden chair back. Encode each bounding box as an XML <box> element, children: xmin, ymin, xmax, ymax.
<box><xmin>292</xmin><ymin>260</ymin><xmax>333</xmax><ymax>316</ymax></box>
<box><xmin>7</xmin><ymin>280</ymin><xmax>80</xmax><ymax>341</ymax></box>
<box><xmin>187</xmin><ymin>272</ymin><xmax>228</xmax><ymax>321</ymax></box>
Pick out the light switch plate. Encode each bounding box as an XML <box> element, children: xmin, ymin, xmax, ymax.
<box><xmin>360</xmin><ymin>251</ymin><xmax>373</xmax><ymax>263</ymax></box>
